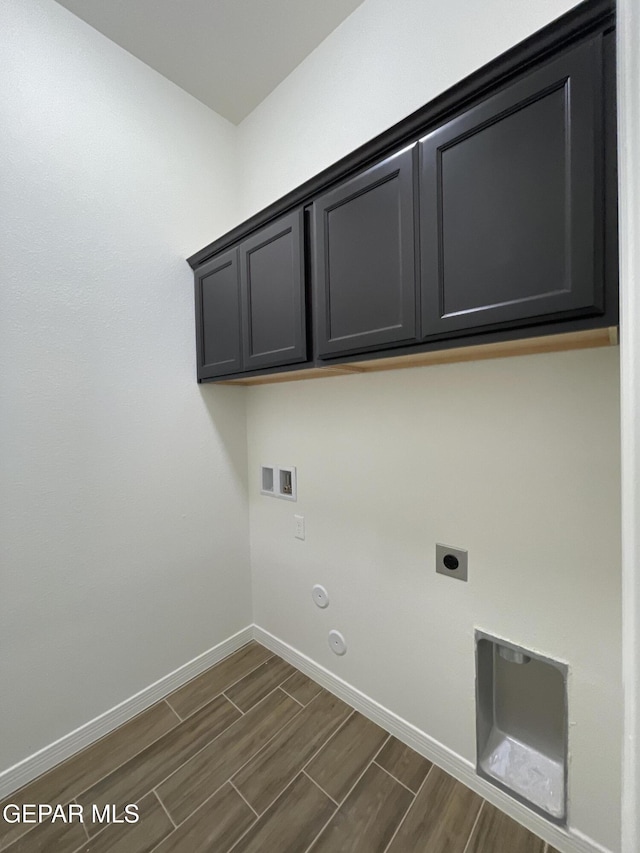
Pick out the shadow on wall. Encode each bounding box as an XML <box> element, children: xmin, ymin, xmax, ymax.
<box><xmin>199</xmin><ymin>384</ymin><xmax>249</xmax><ymax>493</ymax></box>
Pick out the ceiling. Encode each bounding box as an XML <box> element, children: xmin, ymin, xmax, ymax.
<box><xmin>54</xmin><ymin>0</ymin><xmax>366</xmax><ymax>124</ymax></box>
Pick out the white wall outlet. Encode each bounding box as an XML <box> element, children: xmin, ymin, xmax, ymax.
<box><xmin>328</xmin><ymin>629</ymin><xmax>347</xmax><ymax>656</ymax></box>
<box><xmin>277</xmin><ymin>466</ymin><xmax>297</xmax><ymax>501</ymax></box>
<box><xmin>312</xmin><ymin>584</ymin><xmax>329</xmax><ymax>608</ymax></box>
<box><xmin>435</xmin><ymin>543</ymin><xmax>468</xmax><ymax>582</ymax></box>
<box><xmin>294</xmin><ymin>514</ymin><xmax>305</xmax><ymax>540</ymax></box>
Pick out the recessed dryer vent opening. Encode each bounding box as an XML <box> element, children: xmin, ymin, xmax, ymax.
<box><xmin>475</xmin><ymin>631</ymin><xmax>567</xmax><ymax>825</ymax></box>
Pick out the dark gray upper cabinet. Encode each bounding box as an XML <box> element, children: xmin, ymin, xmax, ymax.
<box><xmin>190</xmin><ymin>3</ymin><xmax>616</xmax><ymax>383</ymax></box>
<box><xmin>239</xmin><ymin>210</ymin><xmax>307</xmax><ymax>370</ymax></box>
<box><xmin>420</xmin><ymin>37</ymin><xmax>603</xmax><ymax>338</ymax></box>
<box><xmin>313</xmin><ymin>146</ymin><xmax>417</xmax><ymax>357</ymax></box>
<box><xmin>195</xmin><ymin>248</ymin><xmax>242</xmax><ymax>380</ymax></box>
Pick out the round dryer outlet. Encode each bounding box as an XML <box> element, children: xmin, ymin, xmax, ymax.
<box><xmin>328</xmin><ymin>630</ymin><xmax>347</xmax><ymax>656</ymax></box>
<box><xmin>312</xmin><ymin>585</ymin><xmax>329</xmax><ymax>609</ymax></box>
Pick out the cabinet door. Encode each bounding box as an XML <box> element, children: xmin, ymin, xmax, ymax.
<box><xmin>195</xmin><ymin>248</ymin><xmax>241</xmax><ymax>380</ymax></box>
<box><xmin>420</xmin><ymin>37</ymin><xmax>603</xmax><ymax>338</ymax></box>
<box><xmin>239</xmin><ymin>210</ymin><xmax>307</xmax><ymax>370</ymax></box>
<box><xmin>313</xmin><ymin>146</ymin><xmax>417</xmax><ymax>357</ymax></box>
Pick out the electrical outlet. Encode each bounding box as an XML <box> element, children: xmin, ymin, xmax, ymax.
<box><xmin>435</xmin><ymin>543</ymin><xmax>468</xmax><ymax>582</ymax></box>
<box><xmin>294</xmin><ymin>514</ymin><xmax>305</xmax><ymax>540</ymax></box>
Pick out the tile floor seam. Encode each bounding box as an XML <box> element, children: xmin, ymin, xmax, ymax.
<box><xmin>109</xmin><ymin>685</ymin><xmax>299</xmax><ymax>825</ymax></box>
<box><xmin>67</xmin><ymin>833</ymin><xmax>89</xmax><ymax>853</ymax></box>
<box><xmin>297</xmin><ymin>708</ymin><xmax>356</xmax><ymax>782</ymax></box>
<box><xmin>8</xmin><ymin>702</ymin><xmax>184</xmax><ymax>807</ymax></box>
<box><xmin>154</xmin><ymin>779</ymin><xmax>223</xmax><ymax>827</ymax></box>
<box><xmin>152</xmin><ymin>788</ymin><xmax>177</xmax><ymax>830</ymax></box>
<box><xmin>70</xmin><ymin>697</ymin><xmax>241</xmax><ymax>809</ymax></box>
<box><xmin>227</xmin><ymin>772</ymin><xmax>331</xmax><ymax>853</ymax></box>
<box><xmin>278</xmin><ymin>685</ymin><xmax>305</xmax><ymax>707</ymax></box>
<box><xmin>169</xmin><ymin>647</ymin><xmax>275</xmax><ymax>721</ymax></box>
<box><xmin>156</xmin><ymin>686</ymin><xmax>308</xmax><ymax>822</ymax></box>
<box><xmin>245</xmin><ymin>705</ymin><xmax>359</xmax><ymax>815</ymax></box>
<box><xmin>1</xmin><ymin>707</ymin><xmax>187</xmax><ymax>853</ymax></box>
<box><xmin>461</xmin><ymin>798</ymin><xmax>486</xmax><ymax>853</ymax></box>
<box><xmin>226</xmin><ymin>776</ymin><xmax>339</xmax><ymax>853</ymax></box>
<box><xmin>163</xmin><ymin>698</ymin><xmax>183</xmax><ymax>722</ymax></box>
<box><xmin>380</xmin><ymin>763</ymin><xmax>434</xmax><ymax>853</ymax></box>
<box><xmin>301</xmin><ymin>770</ymin><xmax>339</xmax><ymax>807</ymax></box>
<box><xmin>312</xmin><ymin>729</ymin><xmax>375</xmax><ymax>807</ymax></box>
<box><xmin>300</xmin><ymin>735</ymin><xmax>393</xmax><ymax>852</ymax></box>
<box><xmin>223</xmin><ymin>654</ymin><xmax>301</xmax><ymax>714</ymax></box>
<box><xmin>70</xmin><ymin>790</ymin><xmax>178</xmax><ymax>850</ymax></box>
<box><xmin>299</xmin><ymin>726</ymin><xmax>389</xmax><ymax>809</ymax></box>
<box><xmin>65</xmin><ymin>812</ymin><xmax>110</xmax><ymax>853</ymax></box>
<box><xmin>372</xmin><ymin>733</ymin><xmax>392</xmax><ymax>762</ymax></box>
<box><xmin>73</xmin><ymin>798</ymin><xmax>90</xmax><ymax>842</ymax></box>
<box><xmin>229</xmin><ymin>779</ymin><xmax>260</xmax><ymax>817</ymax></box>
<box><xmin>68</xmin><ymin>710</ymin><xmax>186</xmax><ymax>801</ymax></box>
<box><xmin>227</xmin><ymin>687</ymin><xmax>339</xmax><ymax>814</ymax></box>
<box><xmin>300</xmin><ymin>780</ymin><xmax>342</xmax><ymax>853</ymax></box>
<box><xmin>64</xmin><ymin>694</ymin><xmax>256</xmax><ymax>836</ymax></box>
<box><xmin>222</xmin><ymin>692</ymin><xmax>246</xmax><ymax>716</ymax></box>
<box><xmin>145</xmin><ymin>779</ymin><xmax>253</xmax><ymax>853</ymax></box>
<box><xmin>372</xmin><ymin>759</ymin><xmax>423</xmax><ymax>797</ymax></box>
<box><xmin>147</xmin><ymin>826</ymin><xmax>178</xmax><ymax>853</ymax></box>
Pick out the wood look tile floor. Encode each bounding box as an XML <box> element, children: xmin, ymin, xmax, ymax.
<box><xmin>2</xmin><ymin>642</ymin><xmax>556</xmax><ymax>853</ymax></box>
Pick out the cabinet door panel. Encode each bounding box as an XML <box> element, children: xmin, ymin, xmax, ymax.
<box><xmin>314</xmin><ymin>146</ymin><xmax>417</xmax><ymax>357</ymax></box>
<box><xmin>420</xmin><ymin>37</ymin><xmax>603</xmax><ymax>338</ymax></box>
<box><xmin>240</xmin><ymin>210</ymin><xmax>306</xmax><ymax>370</ymax></box>
<box><xmin>195</xmin><ymin>249</ymin><xmax>241</xmax><ymax>379</ymax></box>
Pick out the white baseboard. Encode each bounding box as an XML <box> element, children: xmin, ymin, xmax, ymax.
<box><xmin>252</xmin><ymin>625</ymin><xmax>613</xmax><ymax>853</ymax></box>
<box><xmin>0</xmin><ymin>625</ymin><xmax>253</xmax><ymax>801</ymax></box>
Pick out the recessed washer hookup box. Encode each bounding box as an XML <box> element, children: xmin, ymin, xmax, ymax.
<box><xmin>475</xmin><ymin>631</ymin><xmax>568</xmax><ymax>825</ymax></box>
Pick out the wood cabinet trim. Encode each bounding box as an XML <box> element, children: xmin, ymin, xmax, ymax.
<box><xmin>218</xmin><ymin>327</ymin><xmax>617</xmax><ymax>386</ymax></box>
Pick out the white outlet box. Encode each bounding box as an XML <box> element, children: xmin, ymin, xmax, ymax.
<box><xmin>259</xmin><ymin>465</ymin><xmax>297</xmax><ymax>501</ymax></box>
<box><xmin>294</xmin><ymin>514</ymin><xmax>305</xmax><ymax>540</ymax></box>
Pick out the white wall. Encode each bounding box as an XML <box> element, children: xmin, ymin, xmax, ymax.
<box><xmin>240</xmin><ymin>1</ymin><xmax>622</xmax><ymax>850</ymax></box>
<box><xmin>0</xmin><ymin>0</ymin><xmax>250</xmax><ymax>774</ymax></box>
